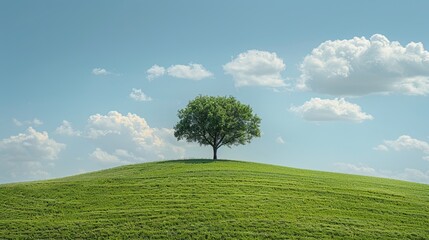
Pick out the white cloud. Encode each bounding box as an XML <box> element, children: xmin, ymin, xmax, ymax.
<box><xmin>86</xmin><ymin>111</ymin><xmax>159</xmax><ymax>143</ymax></box>
<box><xmin>397</xmin><ymin>168</ymin><xmax>429</xmax><ymax>183</ymax></box>
<box><xmin>167</xmin><ymin>63</ymin><xmax>213</xmax><ymax>80</ymax></box>
<box><xmin>86</xmin><ymin>128</ymin><xmax>118</xmax><ymax>139</ymax></box>
<box><xmin>384</xmin><ymin>135</ymin><xmax>429</xmax><ymax>152</ymax></box>
<box><xmin>375</xmin><ymin>135</ymin><xmax>429</xmax><ymax>160</ymax></box>
<box><xmin>334</xmin><ymin>162</ymin><xmax>429</xmax><ymax>184</ymax></box>
<box><xmin>129</xmin><ymin>88</ymin><xmax>152</xmax><ymax>102</ymax></box>
<box><xmin>0</xmin><ymin>128</ymin><xmax>65</xmax><ymax>181</ymax></box>
<box><xmin>276</xmin><ymin>136</ymin><xmax>285</xmax><ymax>144</ymax></box>
<box><xmin>373</xmin><ymin>144</ymin><xmax>389</xmax><ymax>151</ymax></box>
<box><xmin>55</xmin><ymin>120</ymin><xmax>81</xmax><ymax>136</ymax></box>
<box><xmin>0</xmin><ymin>127</ymin><xmax>65</xmax><ymax>162</ymax></box>
<box><xmin>147</xmin><ymin>64</ymin><xmax>166</xmax><ymax>80</ymax></box>
<box><xmin>33</xmin><ymin>118</ymin><xmax>43</xmax><ymax>125</ymax></box>
<box><xmin>92</xmin><ymin>68</ymin><xmax>111</xmax><ymax>76</ymax></box>
<box><xmin>223</xmin><ymin>50</ymin><xmax>287</xmax><ymax>88</ymax></box>
<box><xmin>13</xmin><ymin>118</ymin><xmax>43</xmax><ymax>127</ymax></box>
<box><xmin>91</xmin><ymin>148</ymin><xmax>149</xmax><ymax>164</ymax></box>
<box><xmin>85</xmin><ymin>111</ymin><xmax>185</xmax><ymax>163</ymax></box>
<box><xmin>290</xmin><ymin>98</ymin><xmax>373</xmax><ymax>122</ymax></box>
<box><xmin>147</xmin><ymin>63</ymin><xmax>212</xmax><ymax>81</ymax></box>
<box><xmin>298</xmin><ymin>34</ymin><xmax>429</xmax><ymax>96</ymax></box>
<box><xmin>90</xmin><ymin>148</ymin><xmax>128</xmax><ymax>164</ymax></box>
<box><xmin>114</xmin><ymin>149</ymin><xmax>145</xmax><ymax>161</ymax></box>
<box><xmin>334</xmin><ymin>162</ymin><xmax>377</xmax><ymax>175</ymax></box>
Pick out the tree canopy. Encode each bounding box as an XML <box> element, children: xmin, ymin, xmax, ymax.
<box><xmin>174</xmin><ymin>95</ymin><xmax>261</xmax><ymax>159</ymax></box>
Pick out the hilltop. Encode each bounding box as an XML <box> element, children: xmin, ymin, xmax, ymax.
<box><xmin>1</xmin><ymin>159</ymin><xmax>428</xmax><ymax>239</ymax></box>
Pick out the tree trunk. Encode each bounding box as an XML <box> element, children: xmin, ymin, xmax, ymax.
<box><xmin>213</xmin><ymin>146</ymin><xmax>218</xmax><ymax>160</ymax></box>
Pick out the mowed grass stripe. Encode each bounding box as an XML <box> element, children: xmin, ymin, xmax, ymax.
<box><xmin>1</xmin><ymin>159</ymin><xmax>428</xmax><ymax>239</ymax></box>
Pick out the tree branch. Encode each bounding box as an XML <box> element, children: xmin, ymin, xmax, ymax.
<box><xmin>216</xmin><ymin>134</ymin><xmax>226</xmax><ymax>148</ymax></box>
<box><xmin>200</xmin><ymin>132</ymin><xmax>214</xmax><ymax>147</ymax></box>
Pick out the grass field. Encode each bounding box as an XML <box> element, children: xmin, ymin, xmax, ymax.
<box><xmin>1</xmin><ymin>159</ymin><xmax>428</xmax><ymax>239</ymax></box>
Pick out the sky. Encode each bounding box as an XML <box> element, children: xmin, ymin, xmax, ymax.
<box><xmin>1</xmin><ymin>0</ymin><xmax>429</xmax><ymax>184</ymax></box>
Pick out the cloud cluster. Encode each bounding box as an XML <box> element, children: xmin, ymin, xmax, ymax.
<box><xmin>0</xmin><ymin>127</ymin><xmax>65</xmax><ymax>181</ymax></box>
<box><xmin>147</xmin><ymin>63</ymin><xmax>212</xmax><ymax>81</ymax></box>
<box><xmin>298</xmin><ymin>34</ymin><xmax>429</xmax><ymax>96</ymax></box>
<box><xmin>129</xmin><ymin>88</ymin><xmax>152</xmax><ymax>102</ymax></box>
<box><xmin>375</xmin><ymin>135</ymin><xmax>429</xmax><ymax>161</ymax></box>
<box><xmin>223</xmin><ymin>50</ymin><xmax>287</xmax><ymax>88</ymax></box>
<box><xmin>290</xmin><ymin>98</ymin><xmax>373</xmax><ymax>122</ymax></box>
<box><xmin>0</xmin><ymin>127</ymin><xmax>65</xmax><ymax>162</ymax></box>
<box><xmin>85</xmin><ymin>111</ymin><xmax>185</xmax><ymax>164</ymax></box>
<box><xmin>11</xmin><ymin>111</ymin><xmax>190</xmax><ymax>181</ymax></box>
<box><xmin>56</xmin><ymin>112</ymin><xmax>188</xmax><ymax>165</ymax></box>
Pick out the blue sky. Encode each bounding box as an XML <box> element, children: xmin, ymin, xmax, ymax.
<box><xmin>1</xmin><ymin>1</ymin><xmax>429</xmax><ymax>184</ymax></box>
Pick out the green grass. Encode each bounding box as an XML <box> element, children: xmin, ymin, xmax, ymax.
<box><xmin>1</xmin><ymin>159</ymin><xmax>428</xmax><ymax>239</ymax></box>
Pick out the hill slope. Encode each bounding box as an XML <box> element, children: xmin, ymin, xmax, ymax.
<box><xmin>1</xmin><ymin>159</ymin><xmax>428</xmax><ymax>239</ymax></box>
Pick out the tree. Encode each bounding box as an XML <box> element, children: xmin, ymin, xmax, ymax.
<box><xmin>174</xmin><ymin>95</ymin><xmax>261</xmax><ymax>159</ymax></box>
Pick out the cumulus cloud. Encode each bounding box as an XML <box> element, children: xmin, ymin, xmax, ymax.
<box><xmin>0</xmin><ymin>127</ymin><xmax>65</xmax><ymax>162</ymax></box>
<box><xmin>85</xmin><ymin>111</ymin><xmax>185</xmax><ymax>163</ymax></box>
<box><xmin>86</xmin><ymin>111</ymin><xmax>160</xmax><ymax>144</ymax></box>
<box><xmin>56</xmin><ymin>120</ymin><xmax>81</xmax><ymax>136</ymax></box>
<box><xmin>375</xmin><ymin>135</ymin><xmax>429</xmax><ymax>160</ymax></box>
<box><xmin>223</xmin><ymin>50</ymin><xmax>287</xmax><ymax>88</ymax></box>
<box><xmin>0</xmin><ymin>128</ymin><xmax>65</xmax><ymax>181</ymax></box>
<box><xmin>384</xmin><ymin>135</ymin><xmax>429</xmax><ymax>152</ymax></box>
<box><xmin>147</xmin><ymin>64</ymin><xmax>166</xmax><ymax>80</ymax></box>
<box><xmin>129</xmin><ymin>88</ymin><xmax>152</xmax><ymax>102</ymax></box>
<box><xmin>147</xmin><ymin>63</ymin><xmax>212</xmax><ymax>81</ymax></box>
<box><xmin>298</xmin><ymin>34</ymin><xmax>429</xmax><ymax>96</ymax></box>
<box><xmin>92</xmin><ymin>68</ymin><xmax>112</xmax><ymax>76</ymax></box>
<box><xmin>167</xmin><ymin>64</ymin><xmax>213</xmax><ymax>80</ymax></box>
<box><xmin>290</xmin><ymin>98</ymin><xmax>373</xmax><ymax>122</ymax></box>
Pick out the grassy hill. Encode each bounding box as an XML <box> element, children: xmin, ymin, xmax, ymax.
<box><xmin>1</xmin><ymin>159</ymin><xmax>428</xmax><ymax>239</ymax></box>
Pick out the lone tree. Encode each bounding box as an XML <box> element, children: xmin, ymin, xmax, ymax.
<box><xmin>174</xmin><ymin>95</ymin><xmax>261</xmax><ymax>160</ymax></box>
